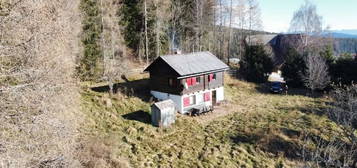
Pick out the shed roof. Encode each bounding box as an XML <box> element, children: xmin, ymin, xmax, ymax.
<box><xmin>152</xmin><ymin>99</ymin><xmax>175</xmax><ymax>110</ymax></box>
<box><xmin>145</xmin><ymin>51</ymin><xmax>229</xmax><ymax>77</ymax></box>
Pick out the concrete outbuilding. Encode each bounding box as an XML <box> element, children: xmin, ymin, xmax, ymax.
<box><xmin>151</xmin><ymin>99</ymin><xmax>176</xmax><ymax>127</ymax></box>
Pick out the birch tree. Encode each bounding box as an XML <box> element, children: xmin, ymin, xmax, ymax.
<box><xmin>247</xmin><ymin>0</ymin><xmax>262</xmax><ymax>44</ymax></box>
<box><xmin>289</xmin><ymin>0</ymin><xmax>322</xmax><ymax>48</ymax></box>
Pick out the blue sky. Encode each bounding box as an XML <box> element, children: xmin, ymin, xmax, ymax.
<box><xmin>260</xmin><ymin>0</ymin><xmax>357</xmax><ymax>33</ymax></box>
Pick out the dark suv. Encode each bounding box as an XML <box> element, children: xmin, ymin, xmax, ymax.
<box><xmin>270</xmin><ymin>82</ymin><xmax>284</xmax><ymax>93</ymax></box>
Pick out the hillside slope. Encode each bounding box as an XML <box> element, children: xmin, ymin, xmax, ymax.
<box><xmin>79</xmin><ymin>74</ymin><xmax>342</xmax><ymax>167</ymax></box>
<box><xmin>0</xmin><ymin>1</ymin><xmax>82</xmax><ymax>167</ymax></box>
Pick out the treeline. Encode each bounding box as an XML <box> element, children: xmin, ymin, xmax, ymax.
<box><xmin>282</xmin><ymin>46</ymin><xmax>357</xmax><ymax>87</ymax></box>
<box><xmin>78</xmin><ymin>0</ymin><xmax>263</xmax><ymax>81</ymax></box>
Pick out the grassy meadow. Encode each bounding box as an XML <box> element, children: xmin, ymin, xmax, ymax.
<box><xmin>79</xmin><ymin>75</ymin><xmax>343</xmax><ymax>168</ymax></box>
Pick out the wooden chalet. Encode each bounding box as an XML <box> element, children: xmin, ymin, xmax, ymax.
<box><xmin>144</xmin><ymin>51</ymin><xmax>229</xmax><ymax>114</ymax></box>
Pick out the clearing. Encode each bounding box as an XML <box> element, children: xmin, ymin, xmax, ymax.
<box><xmin>79</xmin><ymin>74</ymin><xmax>341</xmax><ymax>168</ymax></box>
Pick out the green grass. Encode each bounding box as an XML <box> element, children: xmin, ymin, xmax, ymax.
<box><xmin>80</xmin><ymin>75</ymin><xmax>343</xmax><ymax>168</ymax></box>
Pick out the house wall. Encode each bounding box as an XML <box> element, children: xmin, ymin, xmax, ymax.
<box><xmin>216</xmin><ymin>86</ymin><xmax>224</xmax><ymax>102</ymax></box>
<box><xmin>151</xmin><ymin>86</ymin><xmax>225</xmax><ymax>114</ymax></box>
<box><xmin>150</xmin><ymin>91</ymin><xmax>184</xmax><ymax>113</ymax></box>
<box><xmin>150</xmin><ymin>75</ymin><xmax>182</xmax><ymax>95</ymax></box>
<box><xmin>181</xmin><ymin>71</ymin><xmax>224</xmax><ymax>95</ymax></box>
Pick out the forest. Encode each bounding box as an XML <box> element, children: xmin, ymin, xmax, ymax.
<box><xmin>1</xmin><ymin>0</ymin><xmax>357</xmax><ymax>167</ymax></box>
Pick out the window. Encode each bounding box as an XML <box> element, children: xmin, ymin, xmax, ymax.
<box><xmin>169</xmin><ymin>78</ymin><xmax>176</xmax><ymax>87</ymax></box>
<box><xmin>204</xmin><ymin>92</ymin><xmax>211</xmax><ymax>102</ymax></box>
<box><xmin>169</xmin><ymin>78</ymin><xmax>173</xmax><ymax>86</ymax></box>
<box><xmin>196</xmin><ymin>76</ymin><xmax>201</xmax><ymax>84</ymax></box>
<box><xmin>208</xmin><ymin>73</ymin><xmax>217</xmax><ymax>82</ymax></box>
<box><xmin>186</xmin><ymin>78</ymin><xmax>192</xmax><ymax>86</ymax></box>
<box><xmin>186</xmin><ymin>77</ymin><xmax>198</xmax><ymax>87</ymax></box>
<box><xmin>183</xmin><ymin>95</ymin><xmax>196</xmax><ymax>107</ymax></box>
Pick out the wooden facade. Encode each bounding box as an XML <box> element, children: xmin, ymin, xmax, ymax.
<box><xmin>147</xmin><ymin>57</ymin><xmax>225</xmax><ymax>95</ymax></box>
<box><xmin>144</xmin><ymin>52</ymin><xmax>229</xmax><ymax>114</ymax></box>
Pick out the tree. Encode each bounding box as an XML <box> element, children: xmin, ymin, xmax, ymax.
<box><xmin>78</xmin><ymin>0</ymin><xmax>103</xmax><ymax>80</ymax></box>
<box><xmin>320</xmin><ymin>45</ymin><xmax>335</xmax><ymax>65</ymax></box>
<box><xmin>246</xmin><ymin>0</ymin><xmax>262</xmax><ymax>44</ymax></box>
<box><xmin>144</xmin><ymin>0</ymin><xmax>149</xmax><ymax>65</ymax></box>
<box><xmin>289</xmin><ymin>0</ymin><xmax>322</xmax><ymax>48</ymax></box>
<box><xmin>282</xmin><ymin>48</ymin><xmax>306</xmax><ymax>87</ymax></box>
<box><xmin>330</xmin><ymin>58</ymin><xmax>357</xmax><ymax>85</ymax></box>
<box><xmin>302</xmin><ymin>50</ymin><xmax>330</xmax><ymax>91</ymax></box>
<box><xmin>240</xmin><ymin>45</ymin><xmax>274</xmax><ymax>83</ymax></box>
<box><xmin>101</xmin><ymin>0</ymin><xmax>128</xmax><ymax>96</ymax></box>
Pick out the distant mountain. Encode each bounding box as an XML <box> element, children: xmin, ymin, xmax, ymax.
<box><xmin>329</xmin><ymin>29</ymin><xmax>357</xmax><ymax>38</ymax></box>
<box><xmin>332</xmin><ymin>29</ymin><xmax>357</xmax><ymax>35</ymax></box>
<box><xmin>328</xmin><ymin>32</ymin><xmax>357</xmax><ymax>39</ymax></box>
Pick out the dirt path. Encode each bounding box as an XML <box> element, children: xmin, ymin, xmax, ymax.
<box><xmin>190</xmin><ymin>101</ymin><xmax>245</xmax><ymax>125</ymax></box>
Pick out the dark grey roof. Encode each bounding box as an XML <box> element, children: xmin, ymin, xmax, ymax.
<box><xmin>248</xmin><ymin>34</ymin><xmax>277</xmax><ymax>45</ymax></box>
<box><xmin>158</xmin><ymin>51</ymin><xmax>229</xmax><ymax>76</ymax></box>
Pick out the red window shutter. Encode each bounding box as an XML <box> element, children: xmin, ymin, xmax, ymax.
<box><xmin>209</xmin><ymin>74</ymin><xmax>213</xmax><ymax>81</ymax></box>
<box><xmin>204</xmin><ymin>92</ymin><xmax>211</xmax><ymax>102</ymax></box>
<box><xmin>192</xmin><ymin>77</ymin><xmax>196</xmax><ymax>85</ymax></box>
<box><xmin>183</xmin><ymin>97</ymin><xmax>190</xmax><ymax>107</ymax></box>
<box><xmin>186</xmin><ymin>78</ymin><xmax>191</xmax><ymax>86</ymax></box>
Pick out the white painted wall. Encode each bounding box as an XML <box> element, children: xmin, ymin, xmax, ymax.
<box><xmin>216</xmin><ymin>86</ymin><xmax>224</xmax><ymax>102</ymax></box>
<box><xmin>151</xmin><ymin>86</ymin><xmax>225</xmax><ymax>114</ymax></box>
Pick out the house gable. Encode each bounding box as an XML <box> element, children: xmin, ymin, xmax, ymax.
<box><xmin>144</xmin><ymin>57</ymin><xmax>180</xmax><ymax>77</ymax></box>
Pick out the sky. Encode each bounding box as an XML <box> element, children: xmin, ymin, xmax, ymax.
<box><xmin>260</xmin><ymin>0</ymin><xmax>357</xmax><ymax>33</ymax></box>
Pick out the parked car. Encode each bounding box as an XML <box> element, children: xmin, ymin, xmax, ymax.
<box><xmin>270</xmin><ymin>82</ymin><xmax>284</xmax><ymax>93</ymax></box>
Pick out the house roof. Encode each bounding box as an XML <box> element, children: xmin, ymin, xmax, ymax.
<box><xmin>145</xmin><ymin>51</ymin><xmax>229</xmax><ymax>77</ymax></box>
<box><xmin>248</xmin><ymin>34</ymin><xmax>277</xmax><ymax>45</ymax></box>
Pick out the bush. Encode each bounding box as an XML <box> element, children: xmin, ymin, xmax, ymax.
<box><xmin>240</xmin><ymin>45</ymin><xmax>273</xmax><ymax>83</ymax></box>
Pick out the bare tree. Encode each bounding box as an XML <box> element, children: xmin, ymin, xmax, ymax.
<box><xmin>236</xmin><ymin>0</ymin><xmax>247</xmax><ymax>59</ymax></box>
<box><xmin>289</xmin><ymin>0</ymin><xmax>323</xmax><ymax>48</ymax></box>
<box><xmin>300</xmin><ymin>85</ymin><xmax>357</xmax><ymax>167</ymax></box>
<box><xmin>301</xmin><ymin>135</ymin><xmax>357</xmax><ymax>168</ymax></box>
<box><xmin>246</xmin><ymin>0</ymin><xmax>262</xmax><ymax>44</ymax></box>
<box><xmin>303</xmin><ymin>50</ymin><xmax>330</xmax><ymax>92</ymax></box>
<box><xmin>100</xmin><ymin>0</ymin><xmax>128</xmax><ymax>96</ymax></box>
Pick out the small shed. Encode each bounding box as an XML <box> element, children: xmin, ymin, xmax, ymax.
<box><xmin>151</xmin><ymin>99</ymin><xmax>176</xmax><ymax>127</ymax></box>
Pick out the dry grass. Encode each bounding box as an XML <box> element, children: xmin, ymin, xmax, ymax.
<box><xmin>79</xmin><ymin>74</ymin><xmax>343</xmax><ymax>168</ymax></box>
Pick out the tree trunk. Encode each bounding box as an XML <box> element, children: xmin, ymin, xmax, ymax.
<box><xmin>227</xmin><ymin>0</ymin><xmax>233</xmax><ymax>66</ymax></box>
<box><xmin>155</xmin><ymin>0</ymin><xmax>160</xmax><ymax>57</ymax></box>
<box><xmin>144</xmin><ymin>0</ymin><xmax>149</xmax><ymax>65</ymax></box>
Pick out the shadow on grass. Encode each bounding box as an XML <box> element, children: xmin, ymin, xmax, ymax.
<box><xmin>276</xmin><ymin>102</ymin><xmax>326</xmax><ymax>116</ymax></box>
<box><xmin>122</xmin><ymin>110</ymin><xmax>151</xmax><ymax>124</ymax></box>
<box><xmin>91</xmin><ymin>79</ymin><xmax>151</xmax><ymax>102</ymax></box>
<box><xmin>230</xmin><ymin>131</ymin><xmax>301</xmax><ymax>159</ymax></box>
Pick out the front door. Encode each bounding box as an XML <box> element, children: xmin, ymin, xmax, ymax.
<box><xmin>212</xmin><ymin>90</ymin><xmax>217</xmax><ymax>106</ymax></box>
